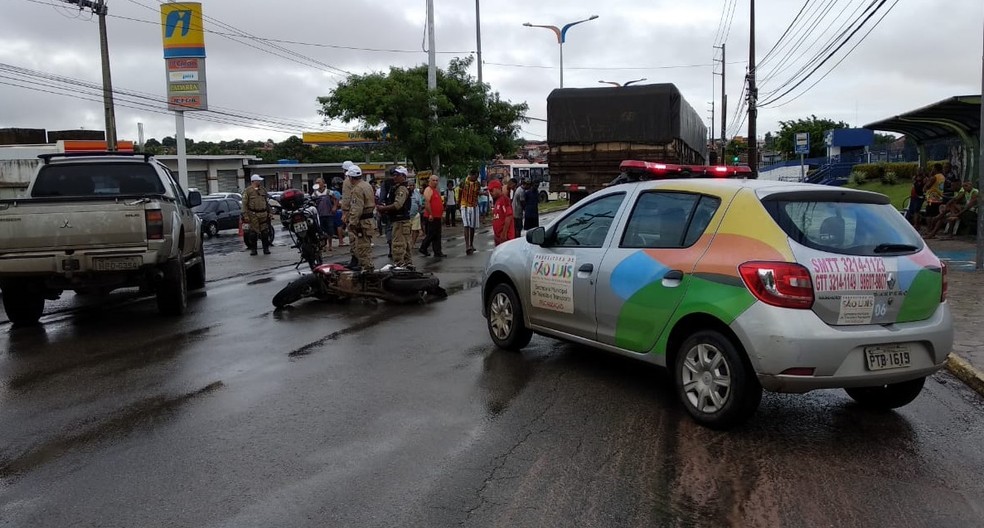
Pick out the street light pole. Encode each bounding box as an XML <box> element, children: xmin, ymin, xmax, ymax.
<box><xmin>475</xmin><ymin>0</ymin><xmax>483</xmax><ymax>85</ymax></box>
<box><xmin>523</xmin><ymin>15</ymin><xmax>598</xmax><ymax>88</ymax></box>
<box><xmin>598</xmin><ymin>78</ymin><xmax>646</xmax><ymax>87</ymax></box>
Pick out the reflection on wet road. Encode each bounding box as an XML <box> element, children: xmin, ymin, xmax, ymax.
<box><xmin>1</xmin><ymin>228</ymin><xmax>983</xmax><ymax>527</ymax></box>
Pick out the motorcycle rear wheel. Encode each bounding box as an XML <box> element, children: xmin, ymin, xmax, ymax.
<box><xmin>272</xmin><ymin>274</ymin><xmax>322</xmax><ymax>308</ymax></box>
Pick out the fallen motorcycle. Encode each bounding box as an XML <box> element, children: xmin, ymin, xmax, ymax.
<box><xmin>272</xmin><ymin>263</ymin><xmax>447</xmax><ymax>308</ymax></box>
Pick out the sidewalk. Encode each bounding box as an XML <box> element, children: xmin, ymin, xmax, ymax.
<box><xmin>925</xmin><ymin>236</ymin><xmax>984</xmax><ymax>396</ymax></box>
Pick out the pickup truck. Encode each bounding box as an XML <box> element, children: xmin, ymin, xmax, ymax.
<box><xmin>0</xmin><ymin>152</ymin><xmax>206</xmax><ymax>325</ymax></box>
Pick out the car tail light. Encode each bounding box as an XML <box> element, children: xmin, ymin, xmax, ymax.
<box><xmin>738</xmin><ymin>261</ymin><xmax>814</xmax><ymax>309</ymax></box>
<box><xmin>940</xmin><ymin>260</ymin><xmax>948</xmax><ymax>302</ymax></box>
<box><xmin>145</xmin><ymin>210</ymin><xmax>164</xmax><ymax>240</ymax></box>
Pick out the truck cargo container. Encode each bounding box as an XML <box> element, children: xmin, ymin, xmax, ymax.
<box><xmin>547</xmin><ymin>83</ymin><xmax>708</xmax><ymax>203</ymax></box>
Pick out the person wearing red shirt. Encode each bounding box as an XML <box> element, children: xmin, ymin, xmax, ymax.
<box><xmin>490</xmin><ymin>179</ymin><xmax>514</xmax><ymax>246</ymax></box>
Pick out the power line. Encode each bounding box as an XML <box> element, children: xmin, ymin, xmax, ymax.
<box><xmin>760</xmin><ymin>0</ymin><xmax>871</xmax><ymax>89</ymax></box>
<box><xmin>761</xmin><ymin>0</ymin><xmax>901</xmax><ymax>109</ymax></box>
<box><xmin>757</xmin><ymin>0</ymin><xmax>815</xmax><ymax>68</ymax></box>
<box><xmin>759</xmin><ymin>0</ymin><xmax>894</xmax><ymax>107</ymax></box>
<box><xmin>484</xmin><ymin>60</ymin><xmax>744</xmax><ymax>71</ymax></box>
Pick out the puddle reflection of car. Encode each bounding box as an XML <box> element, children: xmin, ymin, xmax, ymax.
<box><xmin>481</xmin><ymin>162</ymin><xmax>953</xmax><ymax>429</ymax></box>
<box><xmin>193</xmin><ymin>198</ymin><xmax>241</xmax><ymax>237</ymax></box>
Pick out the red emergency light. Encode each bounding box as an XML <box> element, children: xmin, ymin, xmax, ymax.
<box><xmin>618</xmin><ymin>160</ymin><xmax>755</xmax><ymax>180</ymax></box>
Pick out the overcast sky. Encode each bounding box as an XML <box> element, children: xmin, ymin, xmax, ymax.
<box><xmin>1</xmin><ymin>0</ymin><xmax>981</xmax><ymax>145</ymax></box>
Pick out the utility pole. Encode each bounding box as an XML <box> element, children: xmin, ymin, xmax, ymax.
<box><xmin>714</xmin><ymin>43</ymin><xmax>727</xmax><ymax>164</ymax></box>
<box><xmin>63</xmin><ymin>0</ymin><xmax>117</xmax><ymax>151</ymax></box>
<box><xmin>426</xmin><ymin>0</ymin><xmax>440</xmax><ymax>176</ymax></box>
<box><xmin>747</xmin><ymin>0</ymin><xmax>758</xmax><ymax>175</ymax></box>
<box><xmin>475</xmin><ymin>0</ymin><xmax>483</xmax><ymax>85</ymax></box>
<box><xmin>707</xmin><ymin>101</ymin><xmax>715</xmax><ymax>155</ymax></box>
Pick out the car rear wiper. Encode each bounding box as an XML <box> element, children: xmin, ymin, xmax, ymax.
<box><xmin>873</xmin><ymin>243</ymin><xmax>919</xmax><ymax>254</ymax></box>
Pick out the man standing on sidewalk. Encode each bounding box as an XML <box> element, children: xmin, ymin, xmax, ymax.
<box><xmin>420</xmin><ymin>175</ymin><xmax>446</xmax><ymax>258</ymax></box>
<box><xmin>510</xmin><ymin>177</ymin><xmax>525</xmax><ymax>239</ymax></box>
<box><xmin>459</xmin><ymin>169</ymin><xmax>482</xmax><ymax>255</ymax></box>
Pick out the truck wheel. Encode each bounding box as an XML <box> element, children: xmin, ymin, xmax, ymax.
<box><xmin>1</xmin><ymin>282</ymin><xmax>45</xmax><ymax>326</ymax></box>
<box><xmin>539</xmin><ymin>191</ymin><xmax>548</xmax><ymax>203</ymax></box>
<box><xmin>156</xmin><ymin>259</ymin><xmax>187</xmax><ymax>316</ymax></box>
<box><xmin>187</xmin><ymin>245</ymin><xmax>207</xmax><ymax>291</ymax></box>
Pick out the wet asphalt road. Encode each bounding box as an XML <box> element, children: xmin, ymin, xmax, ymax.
<box><xmin>1</xmin><ymin>226</ymin><xmax>984</xmax><ymax>527</ymax></box>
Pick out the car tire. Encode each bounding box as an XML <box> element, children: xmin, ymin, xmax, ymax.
<box><xmin>845</xmin><ymin>377</ymin><xmax>925</xmax><ymax>410</ymax></box>
<box><xmin>486</xmin><ymin>283</ymin><xmax>533</xmax><ymax>351</ymax></box>
<box><xmin>272</xmin><ymin>274</ymin><xmax>321</xmax><ymax>308</ymax></box>
<box><xmin>187</xmin><ymin>244</ymin><xmax>207</xmax><ymax>291</ymax></box>
<box><xmin>1</xmin><ymin>281</ymin><xmax>45</xmax><ymax>326</ymax></box>
<box><xmin>156</xmin><ymin>258</ymin><xmax>187</xmax><ymax>316</ymax></box>
<box><xmin>205</xmin><ymin>221</ymin><xmax>219</xmax><ymax>238</ymax></box>
<box><xmin>674</xmin><ymin>330</ymin><xmax>762</xmax><ymax>430</ymax></box>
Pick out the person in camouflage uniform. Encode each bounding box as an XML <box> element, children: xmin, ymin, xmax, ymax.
<box><xmin>241</xmin><ymin>174</ymin><xmax>272</xmax><ymax>255</ymax></box>
<box><xmin>346</xmin><ymin>165</ymin><xmax>376</xmax><ymax>270</ymax></box>
<box><xmin>377</xmin><ymin>166</ymin><xmax>413</xmax><ymax>268</ymax></box>
<box><xmin>337</xmin><ymin>160</ymin><xmax>358</xmax><ymax>267</ymax></box>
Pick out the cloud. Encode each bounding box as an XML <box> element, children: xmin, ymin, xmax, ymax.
<box><xmin>0</xmin><ymin>0</ymin><xmax>980</xmax><ymax>144</ymax></box>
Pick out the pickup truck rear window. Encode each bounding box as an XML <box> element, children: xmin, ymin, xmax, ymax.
<box><xmin>32</xmin><ymin>163</ymin><xmax>165</xmax><ymax>198</ymax></box>
<box><xmin>763</xmin><ymin>199</ymin><xmax>923</xmax><ymax>256</ymax></box>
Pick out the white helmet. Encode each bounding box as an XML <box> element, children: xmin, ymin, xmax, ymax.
<box><xmin>342</xmin><ymin>160</ymin><xmax>354</xmax><ymax>171</ymax></box>
<box><xmin>345</xmin><ymin>165</ymin><xmax>363</xmax><ymax>178</ymax></box>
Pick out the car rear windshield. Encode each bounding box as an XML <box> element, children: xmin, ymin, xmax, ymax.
<box><xmin>32</xmin><ymin>163</ymin><xmax>165</xmax><ymax>198</ymax></box>
<box><xmin>194</xmin><ymin>201</ymin><xmax>219</xmax><ymax>213</ymax></box>
<box><xmin>764</xmin><ymin>199</ymin><xmax>923</xmax><ymax>256</ymax></box>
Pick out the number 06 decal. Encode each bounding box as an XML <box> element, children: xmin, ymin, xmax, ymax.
<box><xmin>874</xmin><ymin>303</ymin><xmax>888</xmax><ymax>318</ymax></box>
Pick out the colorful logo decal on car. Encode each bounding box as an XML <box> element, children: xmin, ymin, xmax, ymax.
<box><xmin>531</xmin><ymin>254</ymin><xmax>576</xmax><ymax>314</ymax></box>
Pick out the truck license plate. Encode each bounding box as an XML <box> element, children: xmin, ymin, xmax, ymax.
<box><xmin>864</xmin><ymin>344</ymin><xmax>912</xmax><ymax>371</ymax></box>
<box><xmin>93</xmin><ymin>256</ymin><xmax>142</xmax><ymax>271</ymax></box>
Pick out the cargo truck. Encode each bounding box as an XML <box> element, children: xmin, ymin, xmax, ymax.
<box><xmin>546</xmin><ymin>83</ymin><xmax>709</xmax><ymax>204</ymax></box>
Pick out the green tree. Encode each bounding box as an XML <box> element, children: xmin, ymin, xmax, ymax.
<box><xmin>317</xmin><ymin>56</ymin><xmax>528</xmax><ymax>173</ymax></box>
<box><xmin>142</xmin><ymin>138</ymin><xmax>163</xmax><ymax>154</ymax></box>
<box><xmin>874</xmin><ymin>133</ymin><xmax>898</xmax><ymax>147</ymax></box>
<box><xmin>773</xmin><ymin>115</ymin><xmax>850</xmax><ymax>158</ymax></box>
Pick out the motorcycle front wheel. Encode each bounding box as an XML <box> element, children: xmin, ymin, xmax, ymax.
<box><xmin>272</xmin><ymin>274</ymin><xmax>322</xmax><ymax>308</ymax></box>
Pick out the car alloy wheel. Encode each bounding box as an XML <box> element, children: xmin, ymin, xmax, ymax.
<box><xmin>486</xmin><ymin>283</ymin><xmax>533</xmax><ymax>351</ymax></box>
<box><xmin>681</xmin><ymin>342</ymin><xmax>733</xmax><ymax>414</ymax></box>
<box><xmin>489</xmin><ymin>291</ymin><xmax>514</xmax><ymax>341</ymax></box>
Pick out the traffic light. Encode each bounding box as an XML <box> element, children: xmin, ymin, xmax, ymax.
<box><xmin>732</xmin><ymin>155</ymin><xmax>740</xmax><ymax>165</ymax></box>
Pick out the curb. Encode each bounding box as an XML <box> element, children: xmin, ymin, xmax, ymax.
<box><xmin>945</xmin><ymin>353</ymin><xmax>984</xmax><ymax>397</ymax></box>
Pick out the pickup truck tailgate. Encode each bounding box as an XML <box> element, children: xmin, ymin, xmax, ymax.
<box><xmin>0</xmin><ymin>201</ymin><xmax>149</xmax><ymax>252</ymax></box>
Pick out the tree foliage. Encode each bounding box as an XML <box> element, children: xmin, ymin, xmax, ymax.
<box><xmin>773</xmin><ymin>115</ymin><xmax>850</xmax><ymax>158</ymax></box>
<box><xmin>317</xmin><ymin>56</ymin><xmax>528</xmax><ymax>175</ymax></box>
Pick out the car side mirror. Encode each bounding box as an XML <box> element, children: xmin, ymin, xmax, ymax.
<box><xmin>526</xmin><ymin>226</ymin><xmax>546</xmax><ymax>246</ymax></box>
<box><xmin>187</xmin><ymin>190</ymin><xmax>202</xmax><ymax>207</ymax></box>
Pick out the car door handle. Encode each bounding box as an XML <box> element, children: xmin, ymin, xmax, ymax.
<box><xmin>578</xmin><ymin>263</ymin><xmax>594</xmax><ymax>273</ymax></box>
<box><xmin>662</xmin><ymin>269</ymin><xmax>684</xmax><ymax>287</ymax></box>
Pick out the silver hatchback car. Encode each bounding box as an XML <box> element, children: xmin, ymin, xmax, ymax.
<box><xmin>481</xmin><ymin>176</ymin><xmax>953</xmax><ymax>429</ymax></box>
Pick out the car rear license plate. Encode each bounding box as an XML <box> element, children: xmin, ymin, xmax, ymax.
<box><xmin>93</xmin><ymin>256</ymin><xmax>142</xmax><ymax>271</ymax></box>
<box><xmin>864</xmin><ymin>344</ymin><xmax>911</xmax><ymax>371</ymax></box>
<box><xmin>293</xmin><ymin>221</ymin><xmax>307</xmax><ymax>233</ymax></box>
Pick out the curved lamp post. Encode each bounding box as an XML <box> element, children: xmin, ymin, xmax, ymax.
<box><xmin>523</xmin><ymin>15</ymin><xmax>598</xmax><ymax>88</ymax></box>
<box><xmin>598</xmin><ymin>78</ymin><xmax>647</xmax><ymax>87</ymax></box>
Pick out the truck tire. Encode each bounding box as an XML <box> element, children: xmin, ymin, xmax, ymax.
<box><xmin>538</xmin><ymin>191</ymin><xmax>548</xmax><ymax>203</ymax></box>
<box><xmin>1</xmin><ymin>281</ymin><xmax>44</xmax><ymax>326</ymax></box>
<box><xmin>156</xmin><ymin>259</ymin><xmax>187</xmax><ymax>316</ymax></box>
<box><xmin>187</xmin><ymin>245</ymin><xmax>207</xmax><ymax>291</ymax></box>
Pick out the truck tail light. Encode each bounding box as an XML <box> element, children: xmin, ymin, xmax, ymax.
<box><xmin>146</xmin><ymin>210</ymin><xmax>164</xmax><ymax>240</ymax></box>
<box><xmin>940</xmin><ymin>261</ymin><xmax>948</xmax><ymax>302</ymax></box>
<box><xmin>738</xmin><ymin>261</ymin><xmax>814</xmax><ymax>309</ymax></box>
